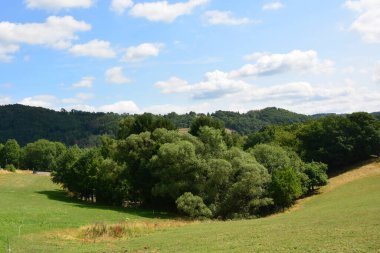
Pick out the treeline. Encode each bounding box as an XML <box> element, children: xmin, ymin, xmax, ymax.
<box><xmin>0</xmin><ymin>105</ymin><xmax>328</xmax><ymax>146</ymax></box>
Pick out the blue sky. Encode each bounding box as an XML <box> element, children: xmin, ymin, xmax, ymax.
<box><xmin>0</xmin><ymin>0</ymin><xmax>379</xmax><ymax>114</ymax></box>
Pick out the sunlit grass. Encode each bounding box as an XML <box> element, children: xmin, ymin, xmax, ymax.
<box><xmin>1</xmin><ymin>162</ymin><xmax>380</xmax><ymax>252</ymax></box>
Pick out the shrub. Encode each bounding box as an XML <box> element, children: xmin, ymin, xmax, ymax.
<box><xmin>4</xmin><ymin>164</ymin><xmax>16</xmax><ymax>172</ymax></box>
<box><xmin>270</xmin><ymin>167</ymin><xmax>302</xmax><ymax>208</ymax></box>
<box><xmin>176</xmin><ymin>192</ymin><xmax>212</xmax><ymax>219</ymax></box>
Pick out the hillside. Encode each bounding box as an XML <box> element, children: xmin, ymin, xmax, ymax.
<box><xmin>1</xmin><ymin>161</ymin><xmax>379</xmax><ymax>252</ymax></box>
<box><xmin>0</xmin><ymin>104</ymin><xmax>120</xmax><ymax>146</ymax></box>
<box><xmin>0</xmin><ymin>104</ymin><xmax>379</xmax><ymax>147</ymax></box>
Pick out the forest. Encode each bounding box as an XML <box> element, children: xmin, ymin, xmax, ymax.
<box><xmin>0</xmin><ymin>105</ymin><xmax>319</xmax><ymax>146</ymax></box>
<box><xmin>1</xmin><ymin>111</ymin><xmax>379</xmax><ymax>219</ymax></box>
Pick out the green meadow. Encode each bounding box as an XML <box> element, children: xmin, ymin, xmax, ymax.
<box><xmin>1</xmin><ymin>162</ymin><xmax>380</xmax><ymax>253</ymax></box>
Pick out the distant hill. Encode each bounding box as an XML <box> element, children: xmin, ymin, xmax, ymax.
<box><xmin>0</xmin><ymin>104</ymin><xmax>378</xmax><ymax>146</ymax></box>
<box><xmin>212</xmin><ymin>107</ymin><xmax>311</xmax><ymax>134</ymax></box>
<box><xmin>0</xmin><ymin>104</ymin><xmax>120</xmax><ymax>147</ymax></box>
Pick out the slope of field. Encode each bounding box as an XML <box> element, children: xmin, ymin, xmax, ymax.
<box><xmin>1</xmin><ymin>162</ymin><xmax>380</xmax><ymax>252</ymax></box>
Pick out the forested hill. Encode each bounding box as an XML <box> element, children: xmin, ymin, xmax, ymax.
<box><xmin>0</xmin><ymin>104</ymin><xmax>378</xmax><ymax>147</ymax></box>
<box><xmin>0</xmin><ymin>104</ymin><xmax>120</xmax><ymax>147</ymax></box>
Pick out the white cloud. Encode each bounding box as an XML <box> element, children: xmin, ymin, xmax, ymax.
<box><xmin>130</xmin><ymin>0</ymin><xmax>209</xmax><ymax>22</ymax></box>
<box><xmin>373</xmin><ymin>61</ymin><xmax>380</xmax><ymax>83</ymax></box>
<box><xmin>105</xmin><ymin>67</ymin><xmax>130</xmax><ymax>84</ymax></box>
<box><xmin>72</xmin><ymin>76</ymin><xmax>95</xmax><ymax>88</ymax></box>
<box><xmin>62</xmin><ymin>92</ymin><xmax>94</xmax><ymax>104</ymax></box>
<box><xmin>110</xmin><ymin>0</ymin><xmax>134</xmax><ymax>14</ymax></box>
<box><xmin>262</xmin><ymin>2</ymin><xmax>285</xmax><ymax>11</ymax></box>
<box><xmin>0</xmin><ymin>96</ymin><xmax>11</xmax><ymax>105</ymax></box>
<box><xmin>155</xmin><ymin>70</ymin><xmax>250</xmax><ymax>99</ymax></box>
<box><xmin>143</xmin><ymin>103</ymin><xmax>211</xmax><ymax>114</ymax></box>
<box><xmin>204</xmin><ymin>10</ymin><xmax>255</xmax><ymax>25</ymax></box>
<box><xmin>156</xmin><ymin>50</ymin><xmax>334</xmax><ymax>99</ymax></box>
<box><xmin>122</xmin><ymin>43</ymin><xmax>163</xmax><ymax>61</ymax></box>
<box><xmin>65</xmin><ymin>104</ymin><xmax>97</xmax><ymax>112</ymax></box>
<box><xmin>18</xmin><ymin>95</ymin><xmax>57</xmax><ymax>108</ymax></box>
<box><xmin>69</xmin><ymin>40</ymin><xmax>117</xmax><ymax>58</ymax></box>
<box><xmin>0</xmin><ymin>16</ymin><xmax>91</xmax><ymax>50</ymax></box>
<box><xmin>99</xmin><ymin>100</ymin><xmax>140</xmax><ymax>114</ymax></box>
<box><xmin>233</xmin><ymin>50</ymin><xmax>334</xmax><ymax>78</ymax></box>
<box><xmin>344</xmin><ymin>0</ymin><xmax>380</xmax><ymax>43</ymax></box>
<box><xmin>25</xmin><ymin>0</ymin><xmax>94</xmax><ymax>10</ymax></box>
<box><xmin>0</xmin><ymin>44</ymin><xmax>19</xmax><ymax>62</ymax></box>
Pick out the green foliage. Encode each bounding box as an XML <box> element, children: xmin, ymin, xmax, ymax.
<box><xmin>0</xmin><ymin>104</ymin><xmax>120</xmax><ymax>147</ymax></box>
<box><xmin>117</xmin><ymin>113</ymin><xmax>175</xmax><ymax>139</ymax></box>
<box><xmin>303</xmin><ymin>162</ymin><xmax>328</xmax><ymax>192</ymax></box>
<box><xmin>0</xmin><ymin>139</ymin><xmax>20</xmax><ymax>168</ymax></box>
<box><xmin>22</xmin><ymin>139</ymin><xmax>66</xmax><ymax>171</ymax></box>
<box><xmin>176</xmin><ymin>192</ymin><xmax>212</xmax><ymax>218</ymax></box>
<box><xmin>4</xmin><ymin>164</ymin><xmax>16</xmax><ymax>172</ymax></box>
<box><xmin>298</xmin><ymin>113</ymin><xmax>380</xmax><ymax>170</ymax></box>
<box><xmin>270</xmin><ymin>167</ymin><xmax>302</xmax><ymax>207</ymax></box>
<box><xmin>251</xmin><ymin>144</ymin><xmax>291</xmax><ymax>173</ymax></box>
<box><xmin>189</xmin><ymin>116</ymin><xmax>225</xmax><ymax>136</ymax></box>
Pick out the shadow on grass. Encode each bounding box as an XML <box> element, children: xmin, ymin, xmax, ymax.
<box><xmin>35</xmin><ymin>190</ymin><xmax>175</xmax><ymax>219</ymax></box>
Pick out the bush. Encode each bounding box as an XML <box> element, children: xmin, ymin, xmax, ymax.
<box><xmin>176</xmin><ymin>192</ymin><xmax>212</xmax><ymax>219</ymax></box>
<box><xmin>270</xmin><ymin>167</ymin><xmax>302</xmax><ymax>208</ymax></box>
<box><xmin>4</xmin><ymin>164</ymin><xmax>16</xmax><ymax>172</ymax></box>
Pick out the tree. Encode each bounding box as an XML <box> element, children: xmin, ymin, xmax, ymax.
<box><xmin>22</xmin><ymin>139</ymin><xmax>66</xmax><ymax>171</ymax></box>
<box><xmin>150</xmin><ymin>141</ymin><xmax>207</xmax><ymax>207</ymax></box>
<box><xmin>251</xmin><ymin>144</ymin><xmax>291</xmax><ymax>173</ymax></box>
<box><xmin>176</xmin><ymin>192</ymin><xmax>212</xmax><ymax>219</ymax></box>
<box><xmin>303</xmin><ymin>162</ymin><xmax>328</xmax><ymax>192</ymax></box>
<box><xmin>189</xmin><ymin>116</ymin><xmax>225</xmax><ymax>136</ymax></box>
<box><xmin>0</xmin><ymin>139</ymin><xmax>21</xmax><ymax>168</ymax></box>
<box><xmin>270</xmin><ymin>167</ymin><xmax>302</xmax><ymax>207</ymax></box>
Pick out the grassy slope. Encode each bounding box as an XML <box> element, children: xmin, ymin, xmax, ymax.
<box><xmin>1</xmin><ymin>162</ymin><xmax>380</xmax><ymax>253</ymax></box>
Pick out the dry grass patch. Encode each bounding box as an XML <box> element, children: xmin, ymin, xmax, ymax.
<box><xmin>50</xmin><ymin>219</ymin><xmax>201</xmax><ymax>243</ymax></box>
<box><xmin>278</xmin><ymin>160</ymin><xmax>380</xmax><ymax>215</ymax></box>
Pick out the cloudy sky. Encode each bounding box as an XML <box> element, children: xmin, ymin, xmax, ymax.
<box><xmin>0</xmin><ymin>0</ymin><xmax>379</xmax><ymax>115</ymax></box>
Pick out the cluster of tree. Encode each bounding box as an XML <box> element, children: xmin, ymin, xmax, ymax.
<box><xmin>0</xmin><ymin>139</ymin><xmax>67</xmax><ymax>171</ymax></box>
<box><xmin>51</xmin><ymin>115</ymin><xmax>328</xmax><ymax>219</ymax></box>
<box><xmin>2</xmin><ymin>110</ymin><xmax>378</xmax><ymax>219</ymax></box>
<box><xmin>246</xmin><ymin>112</ymin><xmax>380</xmax><ymax>173</ymax></box>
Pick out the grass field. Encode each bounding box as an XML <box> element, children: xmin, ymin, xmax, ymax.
<box><xmin>1</xmin><ymin>162</ymin><xmax>380</xmax><ymax>253</ymax></box>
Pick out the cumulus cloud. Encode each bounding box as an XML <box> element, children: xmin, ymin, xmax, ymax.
<box><xmin>344</xmin><ymin>0</ymin><xmax>380</xmax><ymax>43</ymax></box>
<box><xmin>373</xmin><ymin>61</ymin><xmax>380</xmax><ymax>83</ymax></box>
<box><xmin>99</xmin><ymin>100</ymin><xmax>140</xmax><ymax>114</ymax></box>
<box><xmin>0</xmin><ymin>96</ymin><xmax>11</xmax><ymax>105</ymax></box>
<box><xmin>69</xmin><ymin>40</ymin><xmax>116</xmax><ymax>58</ymax></box>
<box><xmin>122</xmin><ymin>43</ymin><xmax>163</xmax><ymax>61</ymax></box>
<box><xmin>155</xmin><ymin>71</ymin><xmax>250</xmax><ymax>99</ymax></box>
<box><xmin>262</xmin><ymin>2</ymin><xmax>285</xmax><ymax>11</ymax></box>
<box><xmin>130</xmin><ymin>0</ymin><xmax>209</xmax><ymax>22</ymax></box>
<box><xmin>62</xmin><ymin>92</ymin><xmax>94</xmax><ymax>104</ymax></box>
<box><xmin>25</xmin><ymin>0</ymin><xmax>94</xmax><ymax>10</ymax></box>
<box><xmin>0</xmin><ymin>16</ymin><xmax>91</xmax><ymax>50</ymax></box>
<box><xmin>0</xmin><ymin>44</ymin><xmax>19</xmax><ymax>62</ymax></box>
<box><xmin>72</xmin><ymin>76</ymin><xmax>95</xmax><ymax>88</ymax></box>
<box><xmin>105</xmin><ymin>67</ymin><xmax>130</xmax><ymax>84</ymax></box>
<box><xmin>233</xmin><ymin>50</ymin><xmax>334</xmax><ymax>78</ymax></box>
<box><xmin>156</xmin><ymin>50</ymin><xmax>334</xmax><ymax>99</ymax></box>
<box><xmin>18</xmin><ymin>95</ymin><xmax>57</xmax><ymax>108</ymax></box>
<box><xmin>110</xmin><ymin>0</ymin><xmax>134</xmax><ymax>14</ymax></box>
<box><xmin>204</xmin><ymin>10</ymin><xmax>255</xmax><ymax>25</ymax></box>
